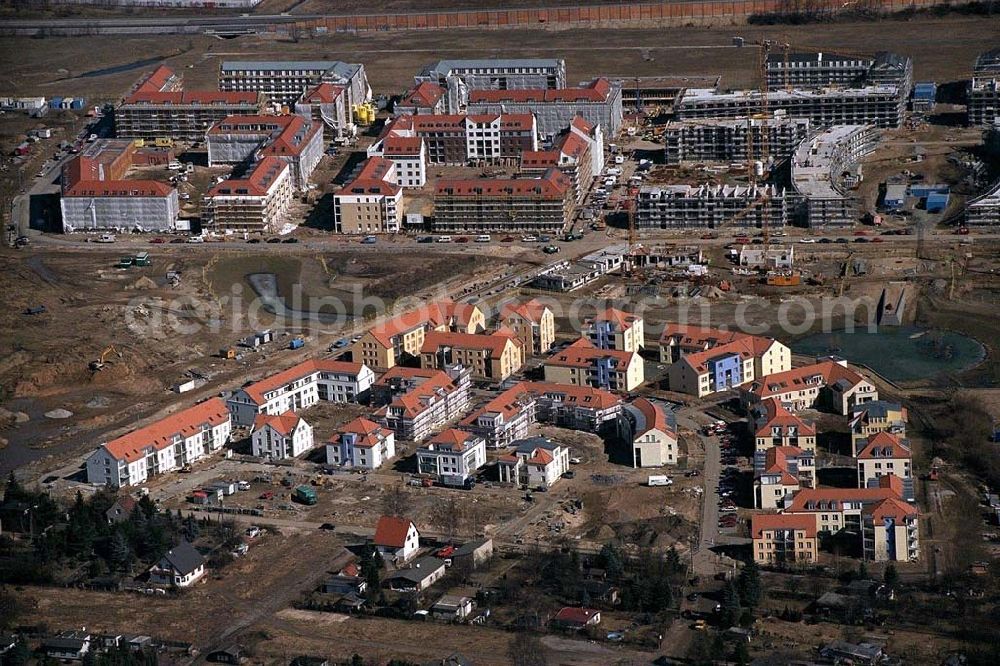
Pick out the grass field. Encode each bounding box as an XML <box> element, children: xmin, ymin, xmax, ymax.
<box><xmin>0</xmin><ymin>15</ymin><xmax>996</xmax><ymax>103</ymax></box>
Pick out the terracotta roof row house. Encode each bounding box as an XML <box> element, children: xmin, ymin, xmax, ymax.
<box><xmin>856</xmin><ymin>431</ymin><xmax>913</xmax><ymax>500</ymax></box>
<box><xmin>498</xmin><ymin>298</ymin><xmax>556</xmax><ymax>356</ymax></box>
<box><xmin>543</xmin><ymin>338</ymin><xmax>644</xmax><ymax>393</ymax></box>
<box><xmin>582</xmin><ymin>307</ymin><xmax>645</xmax><ymax>353</ymax></box>
<box><xmin>333</xmin><ymin>156</ymin><xmax>405</xmax><ymax>233</ymax></box>
<box><xmin>751</xmin><ymin>513</ymin><xmax>819</xmax><ymax>566</ymax></box>
<box><xmin>226</xmin><ymin>358</ymin><xmax>375</xmax><ymax>427</ymax></box>
<box><xmin>250</xmin><ymin>411</ymin><xmax>314</xmax><ymax>461</ymax></box>
<box><xmin>667</xmin><ymin>332</ymin><xmax>791</xmax><ymax>398</ymax></box>
<box><xmin>374</xmin><ymin>366</ymin><xmax>472</xmax><ymax>442</ymax></box>
<box><xmin>326</xmin><ymin>417</ymin><xmax>396</xmax><ymax>471</ymax></box>
<box><xmin>753</xmin><ymin>445</ymin><xmax>815</xmax><ymax>509</ymax></box>
<box><xmin>467</xmin><ymin>78</ymin><xmax>623</xmax><ymax>136</ymax></box>
<box><xmin>86</xmin><ymin>398</ymin><xmax>232</xmax><ymax>488</ymax></box>
<box><xmin>416</xmin><ymin>428</ymin><xmax>487</xmax><ymax>487</ymax></box>
<box><xmin>750</xmin><ymin>397</ymin><xmax>817</xmax><ymax>453</ymax></box>
<box><xmin>206</xmin><ymin>113</ymin><xmax>324</xmax><ymax>190</ymax></box>
<box><xmin>617</xmin><ymin>397</ymin><xmax>678</xmax><ymax>468</ymax></box>
<box><xmin>742</xmin><ymin>358</ymin><xmax>878</xmax><ymax>415</ymax></box>
<box><xmin>419</xmin><ymin>329</ymin><xmax>524</xmax><ymax>382</ymax></box>
<box><xmin>498</xmin><ymin>436</ymin><xmax>570</xmax><ymax>488</ymax></box>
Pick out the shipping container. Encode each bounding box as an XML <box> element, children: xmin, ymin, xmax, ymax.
<box><xmin>294</xmin><ymin>485</ymin><xmax>318</xmax><ymax>505</ymax></box>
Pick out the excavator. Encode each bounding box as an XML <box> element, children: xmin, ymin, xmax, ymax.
<box><xmin>90</xmin><ymin>345</ymin><xmax>123</xmax><ymax>372</ymax></box>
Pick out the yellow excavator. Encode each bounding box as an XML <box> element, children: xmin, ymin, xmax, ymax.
<box><xmin>90</xmin><ymin>345</ymin><xmax>123</xmax><ymax>372</ymax></box>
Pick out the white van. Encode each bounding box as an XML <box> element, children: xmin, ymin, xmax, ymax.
<box><xmin>436</xmin><ymin>235</ymin><xmax>453</xmax><ymax>243</ymax></box>
<box><xmin>475</xmin><ymin>234</ymin><xmax>491</xmax><ymax>243</ymax></box>
<box><xmin>167</xmin><ymin>161</ymin><xmax>183</xmax><ymax>170</ymax></box>
<box><xmin>647</xmin><ymin>475</ymin><xmax>673</xmax><ymax>487</ymax></box>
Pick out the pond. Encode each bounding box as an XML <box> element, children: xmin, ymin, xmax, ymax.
<box><xmin>793</xmin><ymin>326</ymin><xmax>985</xmax><ymax>383</ymax></box>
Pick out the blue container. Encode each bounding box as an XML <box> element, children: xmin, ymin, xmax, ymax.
<box><xmin>49</xmin><ymin>96</ymin><xmax>63</xmax><ymax>108</ymax></box>
<box><xmin>70</xmin><ymin>98</ymin><xmax>85</xmax><ymax>109</ymax></box>
<box><xmin>926</xmin><ymin>192</ymin><xmax>949</xmax><ymax>213</ymax></box>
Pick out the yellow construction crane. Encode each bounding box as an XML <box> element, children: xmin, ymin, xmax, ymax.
<box><xmin>90</xmin><ymin>345</ymin><xmax>123</xmax><ymax>372</ymax></box>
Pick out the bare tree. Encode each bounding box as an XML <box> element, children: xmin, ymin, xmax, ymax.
<box><xmin>381</xmin><ymin>483</ymin><xmax>408</xmax><ymax>518</ymax></box>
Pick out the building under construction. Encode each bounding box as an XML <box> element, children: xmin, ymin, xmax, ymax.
<box><xmin>219</xmin><ymin>60</ymin><xmax>371</xmax><ymax>109</ymax></box>
<box><xmin>765</xmin><ymin>51</ymin><xmax>912</xmax><ymax>97</ymax></box>
<box><xmin>635</xmin><ymin>183</ymin><xmax>787</xmax><ymax>230</ymax></box>
<box><xmin>414</xmin><ymin>58</ymin><xmax>567</xmax><ymax>114</ymax></box>
<box><xmin>115</xmin><ymin>65</ymin><xmax>264</xmax><ymax>141</ymax></box>
<box><xmin>663</xmin><ymin>115</ymin><xmax>811</xmax><ymax>165</ymax></box>
<box><xmin>790</xmin><ymin>125</ymin><xmax>879</xmax><ymax>228</ymax></box>
<box><xmin>968</xmin><ymin>49</ymin><xmax>1000</xmax><ymax>127</ymax></box>
<box><xmin>433</xmin><ymin>169</ymin><xmax>574</xmax><ymax>233</ymax></box>
<box><xmin>675</xmin><ymin>85</ymin><xmax>906</xmax><ymax>129</ymax></box>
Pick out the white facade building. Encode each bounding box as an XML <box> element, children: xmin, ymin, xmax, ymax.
<box><xmin>227</xmin><ymin>359</ymin><xmax>375</xmax><ymax>427</ymax></box>
<box><xmin>60</xmin><ymin>182</ymin><xmax>179</xmax><ymax>232</ymax></box>
<box><xmin>251</xmin><ymin>411</ymin><xmax>313</xmax><ymax>460</ymax></box>
<box><xmin>326</xmin><ymin>417</ymin><xmax>396</xmax><ymax>470</ymax></box>
<box><xmin>416</xmin><ymin>429</ymin><xmax>487</xmax><ymax>487</ymax></box>
<box><xmin>498</xmin><ymin>436</ymin><xmax>570</xmax><ymax>488</ymax></box>
<box><xmin>86</xmin><ymin>398</ymin><xmax>232</xmax><ymax>488</ymax></box>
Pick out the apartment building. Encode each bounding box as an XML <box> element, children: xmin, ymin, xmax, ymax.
<box><xmin>433</xmin><ymin>169</ymin><xmax>574</xmax><ymax>234</ymax></box>
<box><xmin>115</xmin><ymin>65</ymin><xmax>264</xmax><ymax>141</ymax></box>
<box><xmin>414</xmin><ymin>58</ymin><xmax>567</xmax><ymax>114</ymax></box>
<box><xmin>754</xmin><ymin>445</ymin><xmax>816</xmax><ymax>509</ymax></box>
<box><xmin>850</xmin><ymin>400</ymin><xmax>907</xmax><ymax>455</ymax></box>
<box><xmin>965</xmin><ymin>178</ymin><xmax>1000</xmax><ymax>226</ymax></box>
<box><xmin>520</xmin><ymin>117</ymin><xmax>604</xmax><ymax>203</ymax></box>
<box><xmin>543</xmin><ymin>338</ymin><xmax>644</xmax><ymax>393</ymax></box>
<box><xmin>658</xmin><ymin>323</ymin><xmax>749</xmax><ymax>364</ymax></box>
<box><xmin>365</xmin><ymin>134</ymin><xmax>427</xmax><ymax>188</ymax></box>
<box><xmin>664</xmin><ymin>116</ymin><xmax>811</xmax><ymax>165</ymax></box>
<box><xmin>667</xmin><ymin>335</ymin><xmax>791</xmax><ymax>398</ymax></box>
<box><xmin>206</xmin><ymin>114</ymin><xmax>324</xmax><ymax>189</ymax></box>
<box><xmin>856</xmin><ymin>431</ymin><xmax>913</xmax><ymax>496</ymax></box>
<box><xmin>333</xmin><ymin>157</ymin><xmax>403</xmax><ymax>234</ymax></box>
<box><xmin>395</xmin><ymin>81</ymin><xmax>446</xmax><ymax>115</ymax></box>
<box><xmin>468</xmin><ymin>78</ymin><xmax>623</xmax><ymax>137</ymax></box>
<box><xmin>226</xmin><ymin>359</ymin><xmax>375</xmax><ymax>426</ymax></box>
<box><xmin>750</xmin><ymin>398</ymin><xmax>817</xmax><ymax>454</ymax></box>
<box><xmin>326</xmin><ymin>417</ymin><xmax>396</xmax><ymax>470</ymax></box>
<box><xmin>61</xmin><ymin>180</ymin><xmax>179</xmax><ymax>233</ymax></box>
<box><xmin>617</xmin><ymin>398</ymin><xmax>678</xmax><ymax>468</ymax></box>
<box><xmin>86</xmin><ymin>398</ymin><xmax>232</xmax><ymax>488</ymax></box>
<box><xmin>294</xmin><ymin>83</ymin><xmax>350</xmax><ymax>137</ymax></box>
<box><xmin>374</xmin><ymin>366</ymin><xmax>472</xmax><ymax>442</ymax></box>
<box><xmin>416</xmin><ymin>429</ymin><xmax>487</xmax><ymax>487</ymax></box>
<box><xmin>765</xmin><ymin>51</ymin><xmax>912</xmax><ymax>94</ymax></box>
<box><xmin>498</xmin><ymin>436</ymin><xmax>571</xmax><ymax>488</ymax></box>
<box><xmin>791</xmin><ymin>125</ymin><xmax>879</xmax><ymax>227</ymax></box>
<box><xmin>59</xmin><ymin>139</ymin><xmax>180</xmax><ymax>232</ymax></box>
<box><xmin>352</xmin><ymin>299</ymin><xmax>485</xmax><ymax>370</ymax></box>
<box><xmin>743</xmin><ymin>359</ymin><xmax>878</xmax><ymax>415</ymax></box>
<box><xmin>752</xmin><ymin>513</ymin><xmax>819</xmax><ymax>566</ymax></box>
<box><xmin>377</xmin><ymin>113</ymin><xmax>537</xmax><ymax>166</ymax></box>
<box><xmin>783</xmin><ymin>480</ymin><xmax>903</xmax><ymax>534</ymax></box>
<box><xmin>499</xmin><ymin>299</ymin><xmax>556</xmax><ymax>356</ymax></box>
<box><xmin>419</xmin><ymin>330</ymin><xmax>524</xmax><ymax>382</ymax></box>
<box><xmin>583</xmin><ymin>307</ymin><xmax>645</xmax><ymax>353</ymax></box>
<box><xmin>250</xmin><ymin>411</ymin><xmax>313</xmax><ymax>460</ymax></box>
<box><xmin>676</xmin><ymin>85</ymin><xmax>906</xmax><ymax>129</ymax></box>
<box><xmin>967</xmin><ymin>49</ymin><xmax>1000</xmax><ymax>126</ymax></box>
<box><xmin>636</xmin><ymin>184</ymin><xmax>788</xmax><ymax>230</ymax></box>
<box><xmin>459</xmin><ymin>383</ymin><xmax>536</xmax><ymax>449</ymax></box>
<box><xmin>862</xmin><ymin>496</ymin><xmax>919</xmax><ymax>562</ymax></box>
<box><xmin>203</xmin><ymin>157</ymin><xmax>294</xmax><ymax>234</ymax></box>
<box><xmin>219</xmin><ymin>60</ymin><xmax>370</xmax><ymax>108</ymax></box>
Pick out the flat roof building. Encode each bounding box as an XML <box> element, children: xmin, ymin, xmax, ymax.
<box><xmin>636</xmin><ymin>183</ymin><xmax>787</xmax><ymax>230</ymax></box>
<box><xmin>664</xmin><ymin>115</ymin><xmax>811</xmax><ymax>166</ymax></box>
<box><xmin>334</xmin><ymin>157</ymin><xmax>403</xmax><ymax>234</ymax></box>
<box><xmin>220</xmin><ymin>60</ymin><xmax>370</xmax><ymax>109</ymax></box>
<box><xmin>791</xmin><ymin>124</ymin><xmax>879</xmax><ymax>227</ymax></box>
<box><xmin>468</xmin><ymin>78</ymin><xmax>623</xmax><ymax>137</ymax></box>
<box><xmin>207</xmin><ymin>114</ymin><xmax>324</xmax><ymax>190</ymax></box>
<box><xmin>204</xmin><ymin>156</ymin><xmax>294</xmax><ymax>234</ymax></box>
<box><xmin>433</xmin><ymin>169</ymin><xmax>574</xmax><ymax>234</ymax></box>
<box><xmin>415</xmin><ymin>58</ymin><xmax>566</xmax><ymax>114</ymax></box>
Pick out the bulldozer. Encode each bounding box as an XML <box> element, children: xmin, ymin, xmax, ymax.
<box><xmin>90</xmin><ymin>345</ymin><xmax>123</xmax><ymax>372</ymax></box>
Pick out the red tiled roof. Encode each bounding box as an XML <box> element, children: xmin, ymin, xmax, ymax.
<box><xmin>300</xmin><ymin>82</ymin><xmax>345</xmax><ymax>104</ymax></box>
<box><xmin>459</xmin><ymin>384</ymin><xmax>533</xmax><ymax>426</ymax></box>
<box><xmin>554</xmin><ymin>607</ymin><xmax>600</xmax><ymax>625</ymax></box>
<box><xmin>63</xmin><ymin>179</ymin><xmax>173</xmax><ymax>198</ymax></box>
<box><xmin>252</xmin><ymin>410</ymin><xmax>301</xmax><ymax>436</ymax></box>
<box><xmin>435</xmin><ymin>168</ymin><xmax>569</xmax><ymax>198</ymax></box>
<box><xmin>420</xmin><ymin>330</ymin><xmax>517</xmax><ymax>357</ymax></box>
<box><xmin>545</xmin><ymin>338</ymin><xmax>636</xmax><ymax>369</ymax></box>
<box><xmin>681</xmin><ymin>336</ymin><xmax>763</xmax><ymax>374</ymax></box>
<box><xmin>333</xmin><ymin>417</ymin><xmax>389</xmax><ymax>448</ymax></box>
<box><xmin>751</xmin><ymin>361</ymin><xmax>867</xmax><ymax>400</ymax></box>
<box><xmin>125</xmin><ymin>90</ymin><xmax>259</xmax><ymax>106</ymax></box>
<box><xmin>878</xmin><ymin>474</ymin><xmax>905</xmax><ymax>497</ymax></box>
<box><xmin>382</xmin><ymin>135</ymin><xmax>423</xmax><ymax>156</ymax></box>
<box><xmin>856</xmin><ymin>431</ymin><xmax>911</xmax><ymax>460</ymax></box>
<box><xmin>501</xmin><ymin>299</ymin><xmax>551</xmax><ymax>324</ymax></box>
<box><xmin>864</xmin><ymin>496</ymin><xmax>917</xmax><ymax>521</ymax></box>
<box><xmin>374</xmin><ymin>515</ymin><xmax>415</xmax><ymax>548</ymax></box>
<box><xmin>364</xmin><ymin>299</ymin><xmax>460</xmax><ymax>349</ymax></box>
<box><xmin>380</xmin><ymin>370</ymin><xmax>459</xmax><ymax>419</ymax></box>
<box><xmin>337</xmin><ymin>156</ymin><xmax>400</xmax><ymax>197</ymax></box>
<box><xmin>754</xmin><ymin>398</ymin><xmax>817</xmax><ymax>438</ymax></box>
<box><xmin>427</xmin><ymin>428</ymin><xmax>478</xmax><ymax>453</ymax></box>
<box><xmin>134</xmin><ymin>65</ymin><xmax>178</xmax><ymax>94</ymax></box>
<box><xmin>523</xmin><ymin>382</ymin><xmax>621</xmax><ymax>411</ymax></box>
<box><xmin>207</xmin><ymin>156</ymin><xmax>288</xmax><ymax>198</ymax></box>
<box><xmin>240</xmin><ymin>359</ymin><xmax>367</xmax><ymax>404</ymax></box>
<box><xmin>587</xmin><ymin>307</ymin><xmax>640</xmax><ymax>331</ymax></box>
<box><xmin>752</xmin><ymin>513</ymin><xmax>817</xmax><ymax>539</ymax></box>
<box><xmin>526</xmin><ymin>447</ymin><xmax>554</xmax><ymax>466</ymax></box>
<box><xmin>208</xmin><ymin>114</ymin><xmax>321</xmax><ymax>158</ymax></box>
<box><xmin>785</xmin><ymin>486</ymin><xmax>900</xmax><ymax>513</ymax></box>
<box><xmin>102</xmin><ymin>398</ymin><xmax>229</xmax><ymax>463</ymax></box>
<box><xmin>470</xmin><ymin>78</ymin><xmax>613</xmax><ymax>104</ymax></box>
<box><xmin>520</xmin><ymin>150</ymin><xmax>559</xmax><ymax>168</ymax></box>
<box><xmin>570</xmin><ymin>116</ymin><xmax>595</xmax><ymax>134</ymax></box>
<box><xmin>399</xmin><ymin>81</ymin><xmax>444</xmax><ymax>108</ymax></box>
<box><xmin>659</xmin><ymin>323</ymin><xmax>749</xmax><ymax>350</ymax></box>
<box><xmin>628</xmin><ymin>397</ymin><xmax>674</xmax><ymax>437</ymax></box>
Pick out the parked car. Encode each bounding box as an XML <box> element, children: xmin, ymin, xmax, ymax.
<box><xmin>282</xmin><ymin>237</ymin><xmax>299</xmax><ymax>244</ymax></box>
<box><xmin>266</xmin><ymin>237</ymin><xmax>281</xmax><ymax>243</ymax></box>
<box><xmin>149</xmin><ymin>237</ymin><xmax>165</xmax><ymax>244</ymax></box>
<box><xmin>361</xmin><ymin>235</ymin><xmax>377</xmax><ymax>244</ymax></box>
